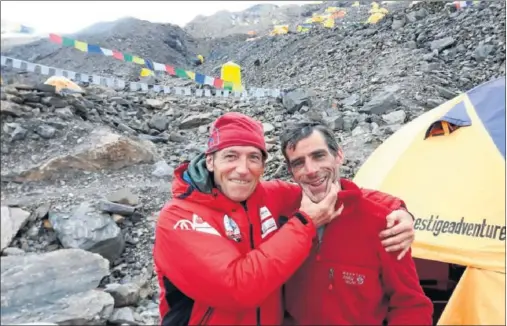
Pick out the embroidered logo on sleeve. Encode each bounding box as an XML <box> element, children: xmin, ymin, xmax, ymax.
<box><xmin>261</xmin><ymin>217</ymin><xmax>278</xmax><ymax>238</ymax></box>
<box><xmin>174</xmin><ymin>214</ymin><xmax>221</xmax><ymax>237</ymax></box>
<box><xmin>259</xmin><ymin>206</ymin><xmax>278</xmax><ymax>238</ymax></box>
<box><xmin>259</xmin><ymin>206</ymin><xmax>272</xmax><ymax>220</ymax></box>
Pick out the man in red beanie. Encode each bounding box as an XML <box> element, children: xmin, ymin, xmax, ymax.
<box><xmin>153</xmin><ymin>112</ymin><xmax>416</xmax><ymax>325</ymax></box>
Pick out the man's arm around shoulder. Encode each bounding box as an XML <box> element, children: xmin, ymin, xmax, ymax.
<box><xmin>361</xmin><ymin>188</ymin><xmax>407</xmax><ymax>211</ymax></box>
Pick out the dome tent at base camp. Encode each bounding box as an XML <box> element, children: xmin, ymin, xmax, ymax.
<box><xmin>44</xmin><ymin>76</ymin><xmax>83</xmax><ymax>94</ymax></box>
<box><xmin>354</xmin><ymin>77</ymin><xmax>505</xmax><ymax>325</ymax></box>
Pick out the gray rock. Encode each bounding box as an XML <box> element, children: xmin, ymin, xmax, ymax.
<box><xmin>1</xmin><ymin>100</ymin><xmax>26</xmax><ymax>117</ymax></box>
<box><xmin>99</xmin><ymin>200</ymin><xmax>136</xmax><ymax>216</ymax></box>
<box><xmin>20</xmin><ymin>92</ymin><xmax>41</xmax><ymax>103</ymax></box>
<box><xmin>54</xmin><ymin>107</ymin><xmax>74</xmax><ymax>118</ymax></box>
<box><xmin>342</xmin><ymin>94</ymin><xmax>362</xmax><ymax>108</ymax></box>
<box><xmin>382</xmin><ymin>110</ymin><xmax>407</xmax><ymax>125</ymax></box>
<box><xmin>152</xmin><ymin>160</ymin><xmax>174</xmax><ymax>179</ymax></box>
<box><xmin>342</xmin><ymin>116</ymin><xmax>359</xmax><ymax>132</ymax></box>
<box><xmin>138</xmin><ymin>134</ymin><xmax>169</xmax><ymax>144</ymax></box>
<box><xmin>169</xmin><ymin>132</ymin><xmax>186</xmax><ymax>143</ymax></box>
<box><xmin>148</xmin><ymin>115</ymin><xmax>169</xmax><ymax>132</ymax></box>
<box><xmin>2</xmin><ymin>247</ymin><xmax>26</xmax><ymax>256</ymax></box>
<box><xmin>179</xmin><ymin>113</ymin><xmax>213</xmax><ymax>129</ymax></box>
<box><xmin>108</xmin><ymin>307</ymin><xmax>137</xmax><ymax>325</ymax></box>
<box><xmin>48</xmin><ymin>202</ymin><xmax>125</xmax><ymax>262</ymax></box>
<box><xmin>11</xmin><ymin>125</ymin><xmax>28</xmax><ymax>141</ymax></box>
<box><xmin>1</xmin><ymin>249</ymin><xmax>114</xmax><ymax>325</ymax></box>
<box><xmin>282</xmin><ymin>90</ymin><xmax>312</xmax><ymax>114</ymax></box>
<box><xmin>104</xmin><ymin>283</ymin><xmax>141</xmax><ymax>307</ymax></box>
<box><xmin>1</xmin><ymin>206</ymin><xmax>31</xmax><ymax>252</ymax></box>
<box><xmin>262</xmin><ymin>122</ymin><xmax>275</xmax><ymax>134</ymax></box>
<box><xmin>474</xmin><ymin>44</ymin><xmax>495</xmax><ymax>61</ymax></box>
<box><xmin>331</xmin><ymin>116</ymin><xmax>345</xmax><ymax>131</ymax></box>
<box><xmin>359</xmin><ymin>87</ymin><xmax>399</xmax><ymax>115</ymax></box>
<box><xmin>34</xmin><ymin>124</ymin><xmax>57</xmax><ymax>139</ymax></box>
<box><xmin>391</xmin><ymin>18</ymin><xmax>405</xmax><ymax>30</ymax></box>
<box><xmin>106</xmin><ymin>189</ymin><xmax>139</xmax><ymax>206</ymax></box>
<box><xmin>144</xmin><ymin>99</ymin><xmax>164</xmax><ymax>109</ymax></box>
<box><xmin>41</xmin><ymin>97</ymin><xmax>68</xmax><ymax>109</ymax></box>
<box><xmin>430</xmin><ymin>37</ymin><xmax>456</xmax><ymax>52</ymax></box>
<box><xmin>198</xmin><ymin>125</ymin><xmax>208</xmax><ymax>134</ymax></box>
<box><xmin>434</xmin><ymin>85</ymin><xmax>458</xmax><ymax>100</ymax></box>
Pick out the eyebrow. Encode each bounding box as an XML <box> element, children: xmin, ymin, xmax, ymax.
<box><xmin>289</xmin><ymin>149</ymin><xmax>327</xmax><ymax>165</ymax></box>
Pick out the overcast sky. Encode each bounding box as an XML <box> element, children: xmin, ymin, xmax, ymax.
<box><xmin>1</xmin><ymin>1</ymin><xmax>316</xmax><ymax>35</ymax></box>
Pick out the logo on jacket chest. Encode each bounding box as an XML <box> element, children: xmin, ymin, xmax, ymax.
<box><xmin>260</xmin><ymin>206</ymin><xmax>277</xmax><ymax>238</ymax></box>
<box><xmin>342</xmin><ymin>271</ymin><xmax>366</xmax><ymax>286</ymax></box>
<box><xmin>224</xmin><ymin>215</ymin><xmax>242</xmax><ymax>242</ymax></box>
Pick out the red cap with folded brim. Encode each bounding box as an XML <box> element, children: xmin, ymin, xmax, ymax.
<box><xmin>205</xmin><ymin>112</ymin><xmax>267</xmax><ymax>157</ymax></box>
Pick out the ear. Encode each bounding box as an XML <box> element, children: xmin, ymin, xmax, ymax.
<box><xmin>335</xmin><ymin>148</ymin><xmax>344</xmax><ymax>165</ymax></box>
<box><xmin>205</xmin><ymin>154</ymin><xmax>214</xmax><ymax>172</ymax></box>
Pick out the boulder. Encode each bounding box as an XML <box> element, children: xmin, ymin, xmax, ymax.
<box><xmin>13</xmin><ymin>128</ymin><xmax>158</xmax><ymax>182</ymax></box>
<box><xmin>48</xmin><ymin>202</ymin><xmax>125</xmax><ymax>262</ymax></box>
<box><xmin>1</xmin><ymin>206</ymin><xmax>31</xmax><ymax>252</ymax></box>
<box><xmin>1</xmin><ymin>249</ymin><xmax>114</xmax><ymax>325</ymax></box>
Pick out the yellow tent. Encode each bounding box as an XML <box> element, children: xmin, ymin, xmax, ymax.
<box><xmin>311</xmin><ymin>14</ymin><xmax>326</xmax><ymax>23</ymax></box>
<box><xmin>44</xmin><ymin>76</ymin><xmax>83</xmax><ymax>94</ymax></box>
<box><xmin>140</xmin><ymin>68</ymin><xmax>155</xmax><ymax>77</ymax></box>
<box><xmin>322</xmin><ymin>17</ymin><xmax>335</xmax><ymax>28</ymax></box>
<box><xmin>297</xmin><ymin>24</ymin><xmax>313</xmax><ymax>33</ymax></box>
<box><xmin>271</xmin><ymin>24</ymin><xmax>289</xmax><ymax>35</ymax></box>
<box><xmin>354</xmin><ymin>77</ymin><xmax>506</xmax><ymax>325</ymax></box>
<box><xmin>221</xmin><ymin>61</ymin><xmax>242</xmax><ymax>92</ymax></box>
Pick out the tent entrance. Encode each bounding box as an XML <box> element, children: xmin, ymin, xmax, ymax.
<box><xmin>414</xmin><ymin>258</ymin><xmax>466</xmax><ymax>325</ymax></box>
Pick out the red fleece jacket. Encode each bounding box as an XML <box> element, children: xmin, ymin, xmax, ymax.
<box><xmin>285</xmin><ymin>179</ymin><xmax>433</xmax><ymax>325</ymax></box>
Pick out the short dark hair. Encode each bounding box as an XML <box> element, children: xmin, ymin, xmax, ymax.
<box><xmin>280</xmin><ymin>121</ymin><xmax>339</xmax><ymax>164</ymax></box>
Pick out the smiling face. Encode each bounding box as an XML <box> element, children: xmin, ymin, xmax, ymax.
<box><xmin>284</xmin><ymin>130</ymin><xmax>343</xmax><ymax>203</ymax></box>
<box><xmin>206</xmin><ymin>145</ymin><xmax>265</xmax><ymax>202</ymax></box>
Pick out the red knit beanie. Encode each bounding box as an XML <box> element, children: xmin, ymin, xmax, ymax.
<box><xmin>206</xmin><ymin>112</ymin><xmax>267</xmax><ymax>157</ymax></box>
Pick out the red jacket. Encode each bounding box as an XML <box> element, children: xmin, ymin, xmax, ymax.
<box><xmin>285</xmin><ymin>179</ymin><xmax>433</xmax><ymax>325</ymax></box>
<box><xmin>154</xmin><ymin>163</ymin><xmax>407</xmax><ymax>325</ymax></box>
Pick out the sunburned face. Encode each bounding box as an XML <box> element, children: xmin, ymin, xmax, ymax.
<box><xmin>285</xmin><ymin>130</ymin><xmax>343</xmax><ymax>203</ymax></box>
<box><xmin>206</xmin><ymin>146</ymin><xmax>265</xmax><ymax>202</ymax></box>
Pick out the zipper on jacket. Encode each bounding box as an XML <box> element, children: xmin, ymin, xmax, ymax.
<box><xmin>328</xmin><ymin>268</ymin><xmax>335</xmax><ymax>291</ymax></box>
<box><xmin>316</xmin><ymin>226</ymin><xmax>326</xmax><ymax>261</ymax></box>
<box><xmin>199</xmin><ymin>307</ymin><xmax>214</xmax><ymax>325</ymax></box>
<box><xmin>241</xmin><ymin>201</ymin><xmax>261</xmax><ymax>326</ymax></box>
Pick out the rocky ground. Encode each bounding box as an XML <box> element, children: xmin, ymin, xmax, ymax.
<box><xmin>1</xmin><ymin>1</ymin><xmax>505</xmax><ymax>325</ymax></box>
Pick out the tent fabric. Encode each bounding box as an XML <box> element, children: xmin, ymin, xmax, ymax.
<box><xmin>221</xmin><ymin>61</ymin><xmax>242</xmax><ymax>92</ymax></box>
<box><xmin>437</xmin><ymin>267</ymin><xmax>505</xmax><ymax>325</ymax></box>
<box><xmin>353</xmin><ymin>77</ymin><xmax>505</xmax><ymax>324</ymax></box>
<box><xmin>44</xmin><ymin>76</ymin><xmax>83</xmax><ymax>93</ymax></box>
<box><xmin>466</xmin><ymin>77</ymin><xmax>505</xmax><ymax>158</ymax></box>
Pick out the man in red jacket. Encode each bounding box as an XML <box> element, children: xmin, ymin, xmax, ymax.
<box><xmin>281</xmin><ymin>121</ymin><xmax>433</xmax><ymax>325</ymax></box>
<box><xmin>153</xmin><ymin>113</ymin><xmax>417</xmax><ymax>325</ymax></box>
